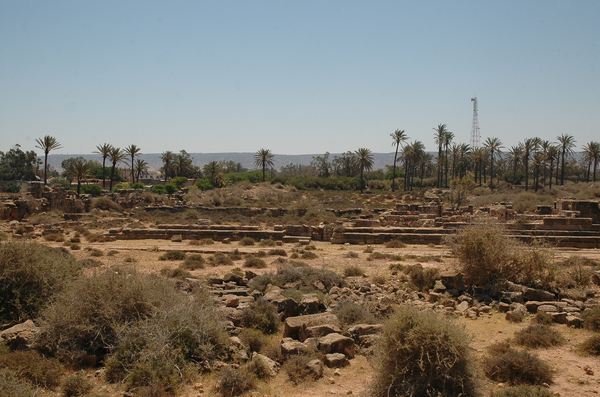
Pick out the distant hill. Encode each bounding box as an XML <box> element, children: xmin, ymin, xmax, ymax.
<box><xmin>48</xmin><ymin>152</ymin><xmax>400</xmax><ymax>172</ymax></box>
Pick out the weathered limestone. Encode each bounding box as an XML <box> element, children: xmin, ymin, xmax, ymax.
<box><xmin>284</xmin><ymin>312</ymin><xmax>341</xmax><ymax>342</ymax></box>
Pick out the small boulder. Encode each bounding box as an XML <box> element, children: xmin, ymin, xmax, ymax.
<box><xmin>306</xmin><ymin>359</ymin><xmax>324</xmax><ymax>379</ymax></box>
<box><xmin>299</xmin><ymin>294</ymin><xmax>325</xmax><ymax>314</ymax></box>
<box><xmin>280</xmin><ymin>338</ymin><xmax>308</xmax><ymax>357</ymax></box>
<box><xmin>318</xmin><ymin>333</ymin><xmax>356</xmax><ymax>358</ymax></box>
<box><xmin>0</xmin><ymin>320</ymin><xmax>39</xmax><ymax>349</ymax></box>
<box><xmin>251</xmin><ymin>352</ymin><xmax>279</xmax><ymax>377</ymax></box>
<box><xmin>284</xmin><ymin>312</ymin><xmax>341</xmax><ymax>341</ymax></box>
<box><xmin>324</xmin><ymin>353</ymin><xmax>349</xmax><ymax>368</ymax></box>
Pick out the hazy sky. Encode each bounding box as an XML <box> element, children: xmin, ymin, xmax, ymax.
<box><xmin>1</xmin><ymin>0</ymin><xmax>599</xmax><ymax>154</ymax></box>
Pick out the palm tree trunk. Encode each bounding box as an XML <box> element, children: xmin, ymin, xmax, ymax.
<box><xmin>524</xmin><ymin>155</ymin><xmax>529</xmax><ymax>190</ymax></box>
<box><xmin>594</xmin><ymin>158</ymin><xmax>598</xmax><ymax>182</ymax></box>
<box><xmin>437</xmin><ymin>145</ymin><xmax>442</xmax><ymax>188</ymax></box>
<box><xmin>586</xmin><ymin>160</ymin><xmax>591</xmax><ymax>182</ymax></box>
<box><xmin>130</xmin><ymin>156</ymin><xmax>135</xmax><ymax>183</ymax></box>
<box><xmin>489</xmin><ymin>150</ymin><xmax>494</xmax><ymax>188</ymax></box>
<box><xmin>43</xmin><ymin>152</ymin><xmax>48</xmax><ymax>185</ymax></box>
<box><xmin>110</xmin><ymin>164</ymin><xmax>116</xmax><ymax>191</ymax></box>
<box><xmin>102</xmin><ymin>157</ymin><xmax>106</xmax><ymax>188</ymax></box>
<box><xmin>549</xmin><ymin>160</ymin><xmax>554</xmax><ymax>189</ymax></box>
<box><xmin>391</xmin><ymin>143</ymin><xmax>399</xmax><ymax>191</ymax></box>
<box><xmin>560</xmin><ymin>150</ymin><xmax>565</xmax><ymax>185</ymax></box>
<box><xmin>262</xmin><ymin>163</ymin><xmax>266</xmax><ymax>182</ymax></box>
<box><xmin>360</xmin><ymin>167</ymin><xmax>364</xmax><ymax>192</ymax></box>
<box><xmin>77</xmin><ymin>178</ymin><xmax>81</xmax><ymax>195</ymax></box>
<box><xmin>444</xmin><ymin>144</ymin><xmax>449</xmax><ymax>187</ymax></box>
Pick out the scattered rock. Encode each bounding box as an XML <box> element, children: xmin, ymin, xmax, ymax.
<box><xmin>0</xmin><ymin>320</ymin><xmax>39</xmax><ymax>349</ymax></box>
<box><xmin>318</xmin><ymin>332</ymin><xmax>356</xmax><ymax>358</ymax></box>
<box><xmin>280</xmin><ymin>338</ymin><xmax>308</xmax><ymax>357</ymax></box>
<box><xmin>284</xmin><ymin>312</ymin><xmax>341</xmax><ymax>341</ymax></box>
<box><xmin>324</xmin><ymin>353</ymin><xmax>349</xmax><ymax>368</ymax></box>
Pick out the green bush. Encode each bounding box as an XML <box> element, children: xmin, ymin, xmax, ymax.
<box><xmin>0</xmin><ymin>181</ymin><xmax>21</xmax><ymax>193</ymax></box>
<box><xmin>80</xmin><ymin>184</ymin><xmax>102</xmax><ymax>196</ymax></box>
<box><xmin>130</xmin><ymin>182</ymin><xmax>145</xmax><ymax>190</ymax></box>
<box><xmin>483</xmin><ymin>341</ymin><xmax>553</xmax><ymax>385</ymax></box>
<box><xmin>0</xmin><ymin>350</ymin><xmax>63</xmax><ymax>388</ymax></box>
<box><xmin>159</xmin><ymin>250</ymin><xmax>186</xmax><ymax>261</ymax></box>
<box><xmin>491</xmin><ymin>386</ymin><xmax>555</xmax><ymax>397</ymax></box>
<box><xmin>582</xmin><ymin>306</ymin><xmax>600</xmax><ymax>331</ymax></box>
<box><xmin>385</xmin><ymin>239</ymin><xmax>406</xmax><ymax>248</ymax></box>
<box><xmin>170</xmin><ymin>176</ymin><xmax>187</xmax><ymax>189</ymax></box>
<box><xmin>62</xmin><ymin>373</ymin><xmax>92</xmax><ymax>397</ymax></box>
<box><xmin>371</xmin><ymin>306</ymin><xmax>476</xmax><ymax>397</ymax></box>
<box><xmin>150</xmin><ymin>184</ymin><xmax>177</xmax><ymax>195</ymax></box>
<box><xmin>513</xmin><ymin>324</ymin><xmax>564</xmax><ymax>348</ymax></box>
<box><xmin>181</xmin><ymin>254</ymin><xmax>205</xmax><ymax>270</ymax></box>
<box><xmin>210</xmin><ymin>252</ymin><xmax>234</xmax><ymax>266</ymax></box>
<box><xmin>195</xmin><ymin>178</ymin><xmax>214</xmax><ymax>191</ymax></box>
<box><xmin>240</xmin><ymin>298</ymin><xmax>280</xmax><ymax>334</ymax></box>
<box><xmin>216</xmin><ymin>366</ymin><xmax>256</xmax><ymax>397</ymax></box>
<box><xmin>0</xmin><ymin>368</ymin><xmax>36</xmax><ymax>397</ymax></box>
<box><xmin>0</xmin><ymin>242</ymin><xmax>80</xmax><ymax>323</ymax></box>
<box><xmin>160</xmin><ymin>267</ymin><xmax>192</xmax><ymax>279</ymax></box>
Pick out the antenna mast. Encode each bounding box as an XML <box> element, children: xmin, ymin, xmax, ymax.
<box><xmin>470</xmin><ymin>97</ymin><xmax>480</xmax><ymax>148</ymax></box>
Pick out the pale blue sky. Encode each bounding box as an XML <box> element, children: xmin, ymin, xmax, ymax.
<box><xmin>1</xmin><ymin>0</ymin><xmax>599</xmax><ymax>154</ymax></box>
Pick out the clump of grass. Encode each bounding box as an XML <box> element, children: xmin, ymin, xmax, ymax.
<box><xmin>240</xmin><ymin>298</ymin><xmax>279</xmax><ymax>334</ymax></box>
<box><xmin>87</xmin><ymin>248</ymin><xmax>103</xmax><ymax>257</ymax></box>
<box><xmin>239</xmin><ymin>237</ymin><xmax>256</xmax><ymax>246</ymax></box>
<box><xmin>483</xmin><ymin>341</ymin><xmax>553</xmax><ymax>385</ymax></box>
<box><xmin>62</xmin><ymin>373</ymin><xmax>92</xmax><ymax>397</ymax></box>
<box><xmin>216</xmin><ymin>366</ymin><xmax>256</xmax><ymax>397</ymax></box>
<box><xmin>580</xmin><ymin>334</ymin><xmax>600</xmax><ymax>356</ymax></box>
<box><xmin>267</xmin><ymin>248</ymin><xmax>287</xmax><ymax>256</ymax></box>
<box><xmin>582</xmin><ymin>306</ymin><xmax>600</xmax><ymax>331</ymax></box>
<box><xmin>159</xmin><ymin>250</ymin><xmax>186</xmax><ymax>261</ymax></box>
<box><xmin>44</xmin><ymin>232</ymin><xmax>64</xmax><ymax>242</ymax></box>
<box><xmin>210</xmin><ymin>252</ymin><xmax>234</xmax><ymax>266</ymax></box>
<box><xmin>160</xmin><ymin>267</ymin><xmax>192</xmax><ymax>279</ymax></box>
<box><xmin>371</xmin><ymin>306</ymin><xmax>477</xmax><ymax>397</ymax></box>
<box><xmin>300</xmin><ymin>250</ymin><xmax>318</xmax><ymax>259</ymax></box>
<box><xmin>385</xmin><ymin>239</ymin><xmax>406</xmax><ymax>248</ymax></box>
<box><xmin>533</xmin><ymin>311</ymin><xmax>553</xmax><ymax>325</ymax></box>
<box><xmin>334</xmin><ymin>302</ymin><xmax>376</xmax><ymax>327</ymax></box>
<box><xmin>345</xmin><ymin>251</ymin><xmax>359</xmax><ymax>258</ymax></box>
<box><xmin>244</xmin><ymin>256</ymin><xmax>267</xmax><ymax>268</ymax></box>
<box><xmin>0</xmin><ymin>368</ymin><xmax>36</xmax><ymax>397</ymax></box>
<box><xmin>238</xmin><ymin>328</ymin><xmax>269</xmax><ymax>353</ymax></box>
<box><xmin>69</xmin><ymin>243</ymin><xmax>81</xmax><ymax>251</ymax></box>
<box><xmin>106</xmin><ymin>250</ymin><xmax>119</xmax><ymax>256</ymax></box>
<box><xmin>180</xmin><ymin>254</ymin><xmax>205</xmax><ymax>270</ymax></box>
<box><xmin>405</xmin><ymin>264</ymin><xmax>440</xmax><ymax>292</ymax></box>
<box><xmin>514</xmin><ymin>324</ymin><xmax>564</xmax><ymax>348</ymax></box>
<box><xmin>0</xmin><ymin>241</ymin><xmax>80</xmax><ymax>323</ymax></box>
<box><xmin>343</xmin><ymin>265</ymin><xmax>365</xmax><ymax>277</ymax></box>
<box><xmin>91</xmin><ymin>197</ymin><xmax>122</xmax><ymax>212</ymax></box>
<box><xmin>363</xmin><ymin>246</ymin><xmax>374</xmax><ymax>253</ymax></box>
<box><xmin>283</xmin><ymin>353</ymin><xmax>322</xmax><ymax>385</ymax></box>
<box><xmin>78</xmin><ymin>258</ymin><xmax>103</xmax><ymax>268</ymax></box>
<box><xmin>259</xmin><ymin>239</ymin><xmax>277</xmax><ymax>247</ymax></box>
<box><xmin>0</xmin><ymin>350</ymin><xmax>63</xmax><ymax>389</ymax></box>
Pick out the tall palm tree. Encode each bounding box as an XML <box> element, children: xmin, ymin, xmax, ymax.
<box><xmin>71</xmin><ymin>158</ymin><xmax>90</xmax><ymax>194</ymax></box>
<box><xmin>35</xmin><ymin>135</ymin><xmax>62</xmax><ymax>185</ymax></box>
<box><xmin>484</xmin><ymin>137</ymin><xmax>503</xmax><ymax>188</ymax></box>
<box><xmin>161</xmin><ymin>151</ymin><xmax>174</xmax><ymax>182</ymax></box>
<box><xmin>254</xmin><ymin>148</ymin><xmax>274</xmax><ymax>182</ymax></box>
<box><xmin>95</xmin><ymin>143</ymin><xmax>113</xmax><ymax>188</ymax></box>
<box><xmin>355</xmin><ymin>148</ymin><xmax>374</xmax><ymax>192</ymax></box>
<box><xmin>507</xmin><ymin>145</ymin><xmax>523</xmax><ymax>182</ymax></box>
<box><xmin>557</xmin><ymin>133</ymin><xmax>576</xmax><ymax>185</ymax></box>
<box><xmin>108</xmin><ymin>147</ymin><xmax>126</xmax><ymax>191</ymax></box>
<box><xmin>124</xmin><ymin>144</ymin><xmax>141</xmax><ymax>183</ymax></box>
<box><xmin>204</xmin><ymin>161</ymin><xmax>220</xmax><ymax>186</ymax></box>
<box><xmin>443</xmin><ymin>130</ymin><xmax>454</xmax><ymax>187</ymax></box>
<box><xmin>134</xmin><ymin>159</ymin><xmax>149</xmax><ymax>183</ymax></box>
<box><xmin>585</xmin><ymin>141</ymin><xmax>600</xmax><ymax>182</ymax></box>
<box><xmin>390</xmin><ymin>129</ymin><xmax>408</xmax><ymax>191</ymax></box>
<box><xmin>523</xmin><ymin>138</ymin><xmax>540</xmax><ymax>190</ymax></box>
<box><xmin>433</xmin><ymin>124</ymin><xmax>448</xmax><ymax>188</ymax></box>
<box><xmin>546</xmin><ymin>145</ymin><xmax>560</xmax><ymax>189</ymax></box>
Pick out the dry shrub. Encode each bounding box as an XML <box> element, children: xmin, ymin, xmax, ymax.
<box><xmin>343</xmin><ymin>265</ymin><xmax>365</xmax><ymax>277</ymax></box>
<box><xmin>385</xmin><ymin>239</ymin><xmax>406</xmax><ymax>248</ymax></box>
<box><xmin>239</xmin><ymin>237</ymin><xmax>255</xmax><ymax>246</ymax></box>
<box><xmin>238</xmin><ymin>328</ymin><xmax>269</xmax><ymax>352</ymax></box>
<box><xmin>300</xmin><ymin>250</ymin><xmax>318</xmax><ymax>259</ymax></box>
<box><xmin>44</xmin><ymin>232</ymin><xmax>64</xmax><ymax>242</ymax></box>
<box><xmin>533</xmin><ymin>311</ymin><xmax>553</xmax><ymax>325</ymax></box>
<box><xmin>363</xmin><ymin>245</ymin><xmax>374</xmax><ymax>253</ymax></box>
<box><xmin>345</xmin><ymin>251</ymin><xmax>359</xmax><ymax>258</ymax></box>
<box><xmin>62</xmin><ymin>373</ymin><xmax>92</xmax><ymax>397</ymax></box>
<box><xmin>160</xmin><ymin>267</ymin><xmax>192</xmax><ymax>279</ymax></box>
<box><xmin>0</xmin><ymin>241</ymin><xmax>80</xmax><ymax>323</ymax></box>
<box><xmin>267</xmin><ymin>248</ymin><xmax>287</xmax><ymax>256</ymax></box>
<box><xmin>244</xmin><ymin>256</ymin><xmax>266</xmax><ymax>268</ymax></box>
<box><xmin>87</xmin><ymin>248</ymin><xmax>103</xmax><ymax>257</ymax></box>
<box><xmin>483</xmin><ymin>341</ymin><xmax>553</xmax><ymax>385</ymax></box>
<box><xmin>491</xmin><ymin>385</ymin><xmax>555</xmax><ymax>397</ymax></box>
<box><xmin>514</xmin><ymin>324</ymin><xmax>564</xmax><ymax>348</ymax></box>
<box><xmin>449</xmin><ymin>224</ymin><xmax>554</xmax><ymax>288</ymax></box>
<box><xmin>333</xmin><ymin>302</ymin><xmax>376</xmax><ymax>327</ymax></box>
<box><xmin>216</xmin><ymin>366</ymin><xmax>256</xmax><ymax>397</ymax></box>
<box><xmin>158</xmin><ymin>250</ymin><xmax>185</xmax><ymax>261</ymax></box>
<box><xmin>91</xmin><ymin>197</ymin><xmax>122</xmax><ymax>212</ymax></box>
<box><xmin>0</xmin><ymin>350</ymin><xmax>63</xmax><ymax>389</ymax></box>
<box><xmin>78</xmin><ymin>258</ymin><xmax>103</xmax><ymax>268</ymax></box>
<box><xmin>580</xmin><ymin>334</ymin><xmax>600</xmax><ymax>356</ymax></box>
<box><xmin>258</xmin><ymin>239</ymin><xmax>277</xmax><ymax>247</ymax></box>
<box><xmin>245</xmin><ymin>355</ymin><xmax>273</xmax><ymax>380</ymax></box>
<box><xmin>582</xmin><ymin>306</ymin><xmax>600</xmax><ymax>331</ymax></box>
<box><xmin>0</xmin><ymin>368</ymin><xmax>36</xmax><ymax>397</ymax></box>
<box><xmin>210</xmin><ymin>252</ymin><xmax>234</xmax><ymax>266</ymax></box>
<box><xmin>181</xmin><ymin>254</ymin><xmax>205</xmax><ymax>270</ymax></box>
<box><xmin>38</xmin><ymin>268</ymin><xmax>228</xmax><ymax>388</ymax></box>
<box><xmin>405</xmin><ymin>264</ymin><xmax>440</xmax><ymax>292</ymax></box>
<box><xmin>283</xmin><ymin>353</ymin><xmax>321</xmax><ymax>385</ymax></box>
<box><xmin>240</xmin><ymin>298</ymin><xmax>279</xmax><ymax>334</ymax></box>
<box><xmin>372</xmin><ymin>306</ymin><xmax>476</xmax><ymax>397</ymax></box>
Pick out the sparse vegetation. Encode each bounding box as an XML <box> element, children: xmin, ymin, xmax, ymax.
<box><xmin>239</xmin><ymin>237</ymin><xmax>256</xmax><ymax>246</ymax></box>
<box><xmin>343</xmin><ymin>265</ymin><xmax>365</xmax><ymax>277</ymax></box>
<box><xmin>62</xmin><ymin>373</ymin><xmax>93</xmax><ymax>397</ymax></box>
<box><xmin>334</xmin><ymin>302</ymin><xmax>376</xmax><ymax>326</ymax></box>
<box><xmin>580</xmin><ymin>334</ymin><xmax>600</xmax><ymax>356</ymax></box>
<box><xmin>244</xmin><ymin>256</ymin><xmax>267</xmax><ymax>268</ymax></box>
<box><xmin>283</xmin><ymin>353</ymin><xmax>321</xmax><ymax>385</ymax></box>
<box><xmin>371</xmin><ymin>306</ymin><xmax>476</xmax><ymax>397</ymax></box>
<box><xmin>483</xmin><ymin>341</ymin><xmax>553</xmax><ymax>385</ymax></box>
<box><xmin>181</xmin><ymin>254</ymin><xmax>205</xmax><ymax>270</ymax></box>
<box><xmin>216</xmin><ymin>366</ymin><xmax>256</xmax><ymax>397</ymax></box>
<box><xmin>210</xmin><ymin>252</ymin><xmax>234</xmax><ymax>266</ymax></box>
<box><xmin>491</xmin><ymin>386</ymin><xmax>555</xmax><ymax>397</ymax></box>
<box><xmin>0</xmin><ymin>350</ymin><xmax>63</xmax><ymax>389</ymax></box>
<box><xmin>159</xmin><ymin>250</ymin><xmax>186</xmax><ymax>261</ymax></box>
<box><xmin>405</xmin><ymin>264</ymin><xmax>440</xmax><ymax>292</ymax></box>
<box><xmin>582</xmin><ymin>306</ymin><xmax>600</xmax><ymax>331</ymax></box>
<box><xmin>0</xmin><ymin>368</ymin><xmax>36</xmax><ymax>397</ymax></box>
<box><xmin>240</xmin><ymin>298</ymin><xmax>279</xmax><ymax>334</ymax></box>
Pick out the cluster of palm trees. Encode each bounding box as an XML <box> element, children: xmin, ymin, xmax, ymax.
<box><xmin>95</xmin><ymin>143</ymin><xmax>147</xmax><ymax>190</ymax></box>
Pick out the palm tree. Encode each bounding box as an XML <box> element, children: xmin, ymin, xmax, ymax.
<box><xmin>124</xmin><ymin>144</ymin><xmax>141</xmax><ymax>183</ymax></box>
<box><xmin>204</xmin><ymin>161</ymin><xmax>221</xmax><ymax>186</ymax></box>
<box><xmin>35</xmin><ymin>135</ymin><xmax>62</xmax><ymax>185</ymax></box>
<box><xmin>546</xmin><ymin>145</ymin><xmax>560</xmax><ymax>189</ymax></box>
<box><xmin>443</xmin><ymin>130</ymin><xmax>454</xmax><ymax>187</ymax></box>
<box><xmin>134</xmin><ymin>159</ymin><xmax>149</xmax><ymax>183</ymax></box>
<box><xmin>557</xmin><ymin>133</ymin><xmax>576</xmax><ymax>185</ymax></box>
<box><xmin>161</xmin><ymin>151</ymin><xmax>174</xmax><ymax>182</ymax></box>
<box><xmin>254</xmin><ymin>148</ymin><xmax>274</xmax><ymax>182</ymax></box>
<box><xmin>433</xmin><ymin>124</ymin><xmax>448</xmax><ymax>188</ymax></box>
<box><xmin>507</xmin><ymin>145</ymin><xmax>523</xmax><ymax>182</ymax></box>
<box><xmin>95</xmin><ymin>143</ymin><xmax>113</xmax><ymax>188</ymax></box>
<box><xmin>523</xmin><ymin>138</ymin><xmax>540</xmax><ymax>190</ymax></box>
<box><xmin>71</xmin><ymin>158</ymin><xmax>90</xmax><ymax>194</ymax></box>
<box><xmin>390</xmin><ymin>129</ymin><xmax>408</xmax><ymax>191</ymax></box>
<box><xmin>355</xmin><ymin>148</ymin><xmax>374</xmax><ymax>192</ymax></box>
<box><xmin>108</xmin><ymin>147</ymin><xmax>126</xmax><ymax>191</ymax></box>
<box><xmin>484</xmin><ymin>137</ymin><xmax>503</xmax><ymax>188</ymax></box>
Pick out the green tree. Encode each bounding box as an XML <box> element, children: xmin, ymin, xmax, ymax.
<box><xmin>522</xmin><ymin>137</ymin><xmax>540</xmax><ymax>190</ymax></box>
<box><xmin>134</xmin><ymin>159</ymin><xmax>149</xmax><ymax>182</ymax></box>
<box><xmin>35</xmin><ymin>135</ymin><xmax>62</xmax><ymax>185</ymax></box>
<box><xmin>161</xmin><ymin>151</ymin><xmax>174</xmax><ymax>182</ymax></box>
<box><xmin>484</xmin><ymin>137</ymin><xmax>503</xmax><ymax>188</ymax></box>
<box><xmin>355</xmin><ymin>147</ymin><xmax>374</xmax><ymax>192</ymax></box>
<box><xmin>63</xmin><ymin>157</ymin><xmax>91</xmax><ymax>194</ymax></box>
<box><xmin>94</xmin><ymin>143</ymin><xmax>113</xmax><ymax>188</ymax></box>
<box><xmin>433</xmin><ymin>124</ymin><xmax>448</xmax><ymax>188</ymax></box>
<box><xmin>0</xmin><ymin>145</ymin><xmax>38</xmax><ymax>181</ymax></box>
<box><xmin>203</xmin><ymin>161</ymin><xmax>221</xmax><ymax>186</ymax></box>
<box><xmin>390</xmin><ymin>129</ymin><xmax>408</xmax><ymax>191</ymax></box>
<box><xmin>124</xmin><ymin>144</ymin><xmax>141</xmax><ymax>183</ymax></box>
<box><xmin>557</xmin><ymin>133</ymin><xmax>576</xmax><ymax>185</ymax></box>
<box><xmin>254</xmin><ymin>148</ymin><xmax>274</xmax><ymax>182</ymax></box>
<box><xmin>108</xmin><ymin>147</ymin><xmax>126</xmax><ymax>191</ymax></box>
<box><xmin>443</xmin><ymin>130</ymin><xmax>454</xmax><ymax>187</ymax></box>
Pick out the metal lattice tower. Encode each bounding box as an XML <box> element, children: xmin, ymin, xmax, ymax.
<box><xmin>470</xmin><ymin>97</ymin><xmax>481</xmax><ymax>148</ymax></box>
